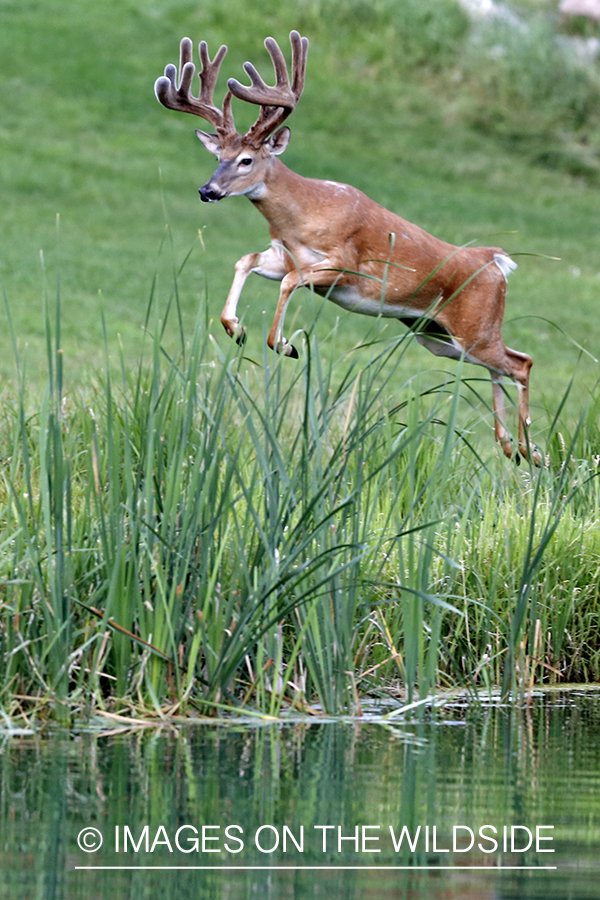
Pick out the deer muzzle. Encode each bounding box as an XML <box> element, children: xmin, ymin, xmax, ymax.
<box><xmin>199</xmin><ymin>182</ymin><xmax>226</xmax><ymax>202</ymax></box>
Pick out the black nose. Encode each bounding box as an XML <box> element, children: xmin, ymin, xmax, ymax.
<box><xmin>199</xmin><ymin>184</ymin><xmax>223</xmax><ymax>203</ymax></box>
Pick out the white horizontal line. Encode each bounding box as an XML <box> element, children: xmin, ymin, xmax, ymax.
<box><xmin>75</xmin><ymin>865</ymin><xmax>558</xmax><ymax>871</ymax></box>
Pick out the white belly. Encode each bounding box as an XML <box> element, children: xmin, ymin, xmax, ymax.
<box><xmin>325</xmin><ymin>283</ymin><xmax>424</xmax><ymax>320</ymax></box>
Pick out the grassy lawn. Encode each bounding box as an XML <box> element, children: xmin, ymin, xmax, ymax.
<box><xmin>1</xmin><ymin>0</ymin><xmax>599</xmax><ymax>401</ymax></box>
<box><xmin>1</xmin><ymin>0</ymin><xmax>599</xmax><ymax>719</ymax></box>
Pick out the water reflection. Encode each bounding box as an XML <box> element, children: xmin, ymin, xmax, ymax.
<box><xmin>1</xmin><ymin>694</ymin><xmax>599</xmax><ymax>899</ymax></box>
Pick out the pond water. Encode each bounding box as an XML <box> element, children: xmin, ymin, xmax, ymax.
<box><xmin>1</xmin><ymin>691</ymin><xmax>599</xmax><ymax>899</ymax></box>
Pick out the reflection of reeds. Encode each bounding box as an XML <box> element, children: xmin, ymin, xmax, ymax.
<box><xmin>2</xmin><ymin>259</ymin><xmax>600</xmax><ymax>723</ymax></box>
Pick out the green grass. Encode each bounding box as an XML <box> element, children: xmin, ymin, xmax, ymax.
<box><xmin>1</xmin><ymin>0</ymin><xmax>599</xmax><ymax>395</ymax></box>
<box><xmin>1</xmin><ymin>0</ymin><xmax>600</xmax><ymax>721</ymax></box>
<box><xmin>1</xmin><ymin>275</ymin><xmax>599</xmax><ymax>721</ymax></box>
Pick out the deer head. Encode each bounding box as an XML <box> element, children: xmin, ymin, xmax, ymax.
<box><xmin>154</xmin><ymin>31</ymin><xmax>309</xmax><ymax>202</ymax></box>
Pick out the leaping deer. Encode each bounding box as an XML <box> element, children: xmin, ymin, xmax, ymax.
<box><xmin>155</xmin><ymin>31</ymin><xmax>541</xmax><ymax>464</ymax></box>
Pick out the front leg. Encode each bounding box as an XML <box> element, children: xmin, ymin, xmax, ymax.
<box><xmin>220</xmin><ymin>245</ymin><xmax>287</xmax><ymax>344</ymax></box>
<box><xmin>266</xmin><ymin>261</ymin><xmax>347</xmax><ymax>357</ymax></box>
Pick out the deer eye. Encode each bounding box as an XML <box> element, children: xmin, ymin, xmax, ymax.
<box><xmin>239</xmin><ymin>157</ymin><xmax>253</xmax><ymax>167</ymax></box>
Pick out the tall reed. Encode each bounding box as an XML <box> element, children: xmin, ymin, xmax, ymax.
<box><xmin>1</xmin><ymin>266</ymin><xmax>599</xmax><ymax>721</ymax></box>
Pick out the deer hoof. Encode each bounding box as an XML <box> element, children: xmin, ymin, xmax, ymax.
<box><xmin>530</xmin><ymin>445</ymin><xmax>544</xmax><ymax>468</ymax></box>
<box><xmin>517</xmin><ymin>443</ymin><xmax>544</xmax><ymax>467</ymax></box>
<box><xmin>274</xmin><ymin>339</ymin><xmax>298</xmax><ymax>358</ymax></box>
<box><xmin>235</xmin><ymin>326</ymin><xmax>247</xmax><ymax>346</ymax></box>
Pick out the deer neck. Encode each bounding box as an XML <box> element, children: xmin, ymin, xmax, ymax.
<box><xmin>249</xmin><ymin>158</ymin><xmax>308</xmax><ymax>234</ymax></box>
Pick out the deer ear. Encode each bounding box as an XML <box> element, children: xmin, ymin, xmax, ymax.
<box><xmin>195</xmin><ymin>130</ymin><xmax>221</xmax><ymax>157</ymax></box>
<box><xmin>267</xmin><ymin>127</ymin><xmax>291</xmax><ymax>156</ymax></box>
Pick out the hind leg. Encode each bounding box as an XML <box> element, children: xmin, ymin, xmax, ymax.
<box><xmin>505</xmin><ymin>346</ymin><xmax>542</xmax><ymax>465</ymax></box>
<box><xmin>491</xmin><ymin>378</ymin><xmax>514</xmax><ymax>460</ymax></box>
<box><xmin>491</xmin><ymin>346</ymin><xmax>541</xmax><ymax>465</ymax></box>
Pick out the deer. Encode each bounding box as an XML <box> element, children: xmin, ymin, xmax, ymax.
<box><xmin>154</xmin><ymin>30</ymin><xmax>541</xmax><ymax>465</ymax></box>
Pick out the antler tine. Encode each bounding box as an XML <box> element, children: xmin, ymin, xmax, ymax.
<box><xmin>179</xmin><ymin>35</ymin><xmax>194</xmax><ymax>79</ymax></box>
<box><xmin>197</xmin><ymin>40</ymin><xmax>237</xmax><ymax>138</ymax></box>
<box><xmin>289</xmin><ymin>30</ymin><xmax>309</xmax><ymax>99</ymax></box>
<box><xmin>227</xmin><ymin>31</ymin><xmax>309</xmax><ymax>146</ymax></box>
<box><xmin>229</xmin><ymin>41</ymin><xmax>290</xmax><ymax>107</ymax></box>
<box><xmin>154</xmin><ymin>38</ymin><xmax>236</xmax><ymax>139</ymax></box>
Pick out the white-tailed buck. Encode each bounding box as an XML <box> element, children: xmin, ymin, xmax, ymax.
<box><xmin>155</xmin><ymin>31</ymin><xmax>540</xmax><ymax>464</ymax></box>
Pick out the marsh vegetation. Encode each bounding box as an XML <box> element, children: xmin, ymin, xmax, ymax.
<box><xmin>1</xmin><ymin>0</ymin><xmax>599</xmax><ymax>721</ymax></box>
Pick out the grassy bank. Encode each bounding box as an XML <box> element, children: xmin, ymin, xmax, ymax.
<box><xmin>1</xmin><ymin>281</ymin><xmax>599</xmax><ymax>721</ymax></box>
